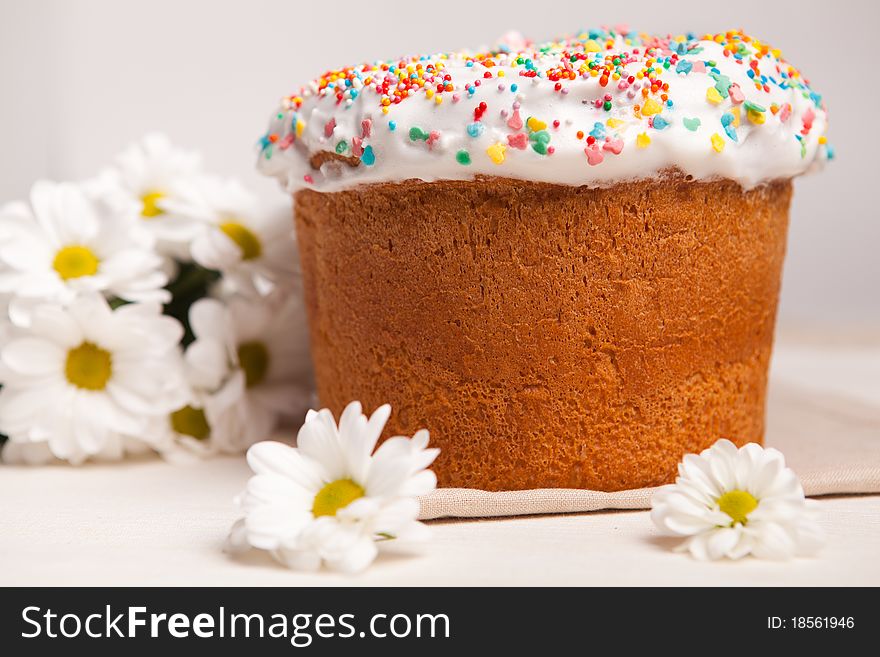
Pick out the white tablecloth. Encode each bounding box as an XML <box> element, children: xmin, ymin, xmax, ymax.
<box><xmin>2</xmin><ymin>333</ymin><xmax>879</xmax><ymax>586</ymax></box>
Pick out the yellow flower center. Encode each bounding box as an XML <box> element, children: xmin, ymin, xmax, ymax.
<box><xmin>140</xmin><ymin>190</ymin><xmax>166</xmax><ymax>218</ymax></box>
<box><xmin>65</xmin><ymin>342</ymin><xmax>112</xmax><ymax>390</ymax></box>
<box><xmin>237</xmin><ymin>340</ymin><xmax>269</xmax><ymax>388</ymax></box>
<box><xmin>170</xmin><ymin>405</ymin><xmax>211</xmax><ymax>441</ymax></box>
<box><xmin>312</xmin><ymin>479</ymin><xmax>366</xmax><ymax>517</ymax></box>
<box><xmin>220</xmin><ymin>221</ymin><xmax>262</xmax><ymax>261</ymax></box>
<box><xmin>52</xmin><ymin>245</ymin><xmax>99</xmax><ymax>280</ymax></box>
<box><xmin>717</xmin><ymin>490</ymin><xmax>759</xmax><ymax>525</ymax></box>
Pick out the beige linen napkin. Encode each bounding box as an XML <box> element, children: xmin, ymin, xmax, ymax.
<box><xmin>418</xmin><ymin>382</ymin><xmax>880</xmax><ymax>520</ymax></box>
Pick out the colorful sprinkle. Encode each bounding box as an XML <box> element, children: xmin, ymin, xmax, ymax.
<box><xmin>641</xmin><ymin>98</ymin><xmax>662</xmax><ymax>116</ymax></box>
<box><xmin>278</xmin><ymin>133</ymin><xmax>294</xmax><ymax>150</ymax></box>
<box><xmin>675</xmin><ymin>60</ymin><xmax>693</xmax><ymax>75</ymax></box>
<box><xmin>721</xmin><ymin>113</ymin><xmax>738</xmax><ymax>141</ymax></box>
<box><xmin>585</xmin><ymin>146</ymin><xmax>604</xmax><ymax>166</ymax></box>
<box><xmin>466</xmin><ymin>122</ymin><xmax>484</xmax><ymax>138</ymax></box>
<box><xmin>713</xmin><ymin>73</ymin><xmax>732</xmax><ymax>98</ymax></box>
<box><xmin>706</xmin><ymin>87</ymin><xmax>724</xmax><ymax>105</ymax></box>
<box><xmin>683</xmin><ymin>117</ymin><xmax>701</xmax><ymax>131</ymax></box>
<box><xmin>507</xmin><ymin>108</ymin><xmax>524</xmax><ymax>131</ymax></box>
<box><xmin>730</xmin><ymin>106</ymin><xmax>741</xmax><ymax>127</ymax></box>
<box><xmin>361</xmin><ymin>145</ymin><xmax>375</xmax><ymax>166</ymax></box>
<box><xmin>710</xmin><ymin>133</ymin><xmax>725</xmax><ymax>152</ymax></box>
<box><xmin>802</xmin><ymin>107</ymin><xmax>815</xmax><ymax>134</ymax></box>
<box><xmin>636</xmin><ymin>132</ymin><xmax>651</xmax><ymax>149</ymax></box>
<box><xmin>527</xmin><ymin>117</ymin><xmax>547</xmax><ymax>132</ymax></box>
<box><xmin>456</xmin><ymin>149</ymin><xmax>471</xmax><ymax>165</ymax></box>
<box><xmin>745</xmin><ymin>102</ymin><xmax>766</xmax><ymax>125</ymax></box>
<box><xmin>729</xmin><ymin>84</ymin><xmax>745</xmax><ymax>105</ymax></box>
<box><xmin>779</xmin><ymin>103</ymin><xmax>792</xmax><ymax>123</ymax></box>
<box><xmin>486</xmin><ymin>142</ymin><xmax>506</xmax><ymax>164</ymax></box>
<box><xmin>603</xmin><ymin>138</ymin><xmax>624</xmax><ymax>155</ymax></box>
<box><xmin>409</xmin><ymin>126</ymin><xmax>430</xmax><ymax>141</ymax></box>
<box><xmin>529</xmin><ymin>130</ymin><xmax>551</xmax><ymax>155</ymax></box>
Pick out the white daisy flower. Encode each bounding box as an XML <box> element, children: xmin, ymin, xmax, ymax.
<box><xmin>88</xmin><ymin>132</ymin><xmax>205</xmax><ymax>257</ymax></box>
<box><xmin>0</xmin><ymin>181</ymin><xmax>169</xmax><ymax>322</ymax></box>
<box><xmin>170</xmin><ymin>178</ymin><xmax>296</xmax><ymax>295</ymax></box>
<box><xmin>651</xmin><ymin>439</ymin><xmax>825</xmax><ymax>561</ymax></box>
<box><xmin>184</xmin><ymin>294</ymin><xmax>311</xmax><ymax>453</ymax></box>
<box><xmin>0</xmin><ymin>294</ymin><xmax>186</xmax><ymax>464</ymax></box>
<box><xmin>227</xmin><ymin>401</ymin><xmax>438</xmax><ymax>573</ymax></box>
<box><xmin>144</xmin><ymin>386</ymin><xmax>218</xmax><ymax>462</ymax></box>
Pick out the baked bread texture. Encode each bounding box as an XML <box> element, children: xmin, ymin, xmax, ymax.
<box><xmin>295</xmin><ymin>175</ymin><xmax>791</xmax><ymax>490</ymax></box>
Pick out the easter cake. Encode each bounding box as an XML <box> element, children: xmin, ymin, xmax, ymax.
<box><xmin>258</xmin><ymin>28</ymin><xmax>830</xmax><ymax>491</ymax></box>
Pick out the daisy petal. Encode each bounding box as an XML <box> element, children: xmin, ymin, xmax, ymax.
<box><xmin>706</xmin><ymin>526</ymin><xmax>742</xmax><ymax>560</ymax></box>
<box><xmin>185</xmin><ymin>338</ymin><xmax>231</xmax><ymax>391</ymax></box>
<box><xmin>28</xmin><ymin>304</ymin><xmax>83</xmax><ymax>346</ymax></box>
<box><xmin>686</xmin><ymin>533</ymin><xmax>711</xmax><ymax>561</ymax></box>
<box><xmin>296</xmin><ymin>411</ymin><xmax>347</xmax><ymax>481</ymax></box>
<box><xmin>245</xmin><ymin>504</ymin><xmax>312</xmax><ymax>550</ymax></box>
<box><xmin>242</xmin><ymin>473</ymin><xmax>312</xmax><ymax>511</ymax></box>
<box><xmin>324</xmin><ymin>535</ymin><xmax>379</xmax><ymax>574</ymax></box>
<box><xmin>1</xmin><ymin>337</ymin><xmax>64</xmax><ymax>376</ymax></box>
<box><xmin>706</xmin><ymin>439</ymin><xmax>737</xmax><ymax>490</ymax></box>
<box><xmin>188</xmin><ymin>298</ymin><xmax>231</xmax><ymax>346</ymax></box>
<box><xmin>371</xmin><ymin>497</ymin><xmax>421</xmax><ymax>535</ymax></box>
<box><xmin>749</xmin><ymin>521</ymin><xmax>798</xmax><ymax>561</ymax></box>
<box><xmin>224</xmin><ymin>518</ymin><xmax>251</xmax><ymax>554</ymax></box>
<box><xmin>273</xmin><ymin>546</ymin><xmax>322</xmax><ymax>571</ymax></box>
<box><xmin>246</xmin><ymin>441</ymin><xmax>325</xmax><ymax>490</ymax></box>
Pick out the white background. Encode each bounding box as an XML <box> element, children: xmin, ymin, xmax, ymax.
<box><xmin>1</xmin><ymin>0</ymin><xmax>877</xmax><ymax>326</ymax></box>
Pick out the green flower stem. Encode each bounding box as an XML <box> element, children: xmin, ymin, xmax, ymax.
<box><xmin>163</xmin><ymin>263</ymin><xmax>221</xmax><ymax>346</ymax></box>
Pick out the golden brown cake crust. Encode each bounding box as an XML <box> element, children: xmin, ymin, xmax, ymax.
<box><xmin>293</xmin><ymin>175</ymin><xmax>792</xmax><ymax>491</ymax></box>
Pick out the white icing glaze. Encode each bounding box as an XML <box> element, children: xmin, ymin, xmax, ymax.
<box><xmin>257</xmin><ymin>30</ymin><xmax>830</xmax><ymax>192</ymax></box>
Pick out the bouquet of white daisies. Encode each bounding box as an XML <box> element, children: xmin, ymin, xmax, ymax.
<box><xmin>0</xmin><ymin>134</ymin><xmax>313</xmax><ymax>465</ymax></box>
